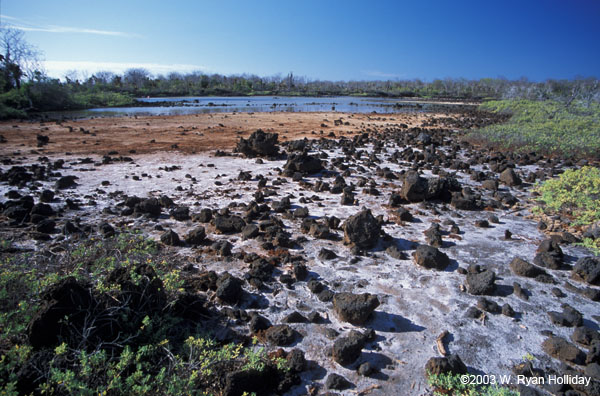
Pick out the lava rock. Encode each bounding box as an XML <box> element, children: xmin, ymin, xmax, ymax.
<box><xmin>343</xmin><ymin>209</ymin><xmax>381</xmax><ymax>249</ymax></box>
<box><xmin>325</xmin><ymin>373</ymin><xmax>352</xmax><ymax>390</ymax></box>
<box><xmin>216</xmin><ymin>275</ymin><xmax>243</xmax><ymax>305</ymax></box>
<box><xmin>332</xmin><ymin>330</ymin><xmax>368</xmax><ymax>366</ymax></box>
<box><xmin>185</xmin><ymin>227</ymin><xmax>206</xmax><ymax>245</ymax></box>
<box><xmin>333</xmin><ymin>292</ymin><xmax>380</xmax><ymax>325</ymax></box>
<box><xmin>510</xmin><ymin>257</ymin><xmax>547</xmax><ymax>278</ymax></box>
<box><xmin>499</xmin><ymin>168</ymin><xmax>522</xmax><ymax>186</ymax></box>
<box><xmin>542</xmin><ymin>336</ymin><xmax>586</xmax><ymax>365</ymax></box>
<box><xmin>424</xmin><ymin>354</ymin><xmax>468</xmax><ymax>375</ymax></box>
<box><xmin>160</xmin><ymin>229</ymin><xmax>180</xmax><ymax>246</ymax></box>
<box><xmin>236</xmin><ymin>129</ymin><xmax>279</xmax><ymax>157</ymax></box>
<box><xmin>263</xmin><ymin>325</ymin><xmax>297</xmax><ymax>346</ymax></box>
<box><xmin>214</xmin><ymin>215</ymin><xmax>246</xmax><ymax>234</ymax></box>
<box><xmin>572</xmin><ymin>256</ymin><xmax>600</xmax><ymax>285</ymax></box>
<box><xmin>466</xmin><ymin>270</ymin><xmax>496</xmax><ymax>295</ymax></box>
<box><xmin>283</xmin><ymin>152</ymin><xmax>323</xmax><ymax>175</ymax></box>
<box><xmin>413</xmin><ymin>245</ymin><xmax>450</xmax><ymax>270</ymax></box>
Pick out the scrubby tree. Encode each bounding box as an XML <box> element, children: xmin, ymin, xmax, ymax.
<box><xmin>0</xmin><ymin>26</ymin><xmax>42</xmax><ymax>91</ymax></box>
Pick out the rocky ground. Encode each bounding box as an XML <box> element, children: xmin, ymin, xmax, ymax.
<box><xmin>1</xmin><ymin>109</ymin><xmax>599</xmax><ymax>395</ymax></box>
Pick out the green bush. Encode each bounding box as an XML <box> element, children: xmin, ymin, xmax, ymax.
<box><xmin>0</xmin><ymin>232</ymin><xmax>292</xmax><ymax>395</ymax></box>
<box><xmin>468</xmin><ymin>100</ymin><xmax>600</xmax><ymax>159</ymax></box>
<box><xmin>534</xmin><ymin>166</ymin><xmax>600</xmax><ymax>254</ymax></box>
<box><xmin>427</xmin><ymin>372</ymin><xmax>519</xmax><ymax>396</ymax></box>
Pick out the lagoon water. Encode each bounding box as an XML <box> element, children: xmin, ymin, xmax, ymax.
<box><xmin>43</xmin><ymin>96</ymin><xmax>476</xmax><ymax>119</ymax></box>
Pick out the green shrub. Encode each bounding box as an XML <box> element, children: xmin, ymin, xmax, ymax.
<box><xmin>534</xmin><ymin>166</ymin><xmax>600</xmax><ymax>254</ymax></box>
<box><xmin>0</xmin><ymin>231</ymin><xmax>293</xmax><ymax>395</ymax></box>
<box><xmin>427</xmin><ymin>372</ymin><xmax>519</xmax><ymax>396</ymax></box>
<box><xmin>468</xmin><ymin>100</ymin><xmax>600</xmax><ymax>159</ymax></box>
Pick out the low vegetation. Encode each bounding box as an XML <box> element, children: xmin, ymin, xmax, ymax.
<box><xmin>467</xmin><ymin>100</ymin><xmax>600</xmax><ymax>159</ymax></box>
<box><xmin>426</xmin><ymin>372</ymin><xmax>519</xmax><ymax>396</ymax></box>
<box><xmin>534</xmin><ymin>166</ymin><xmax>600</xmax><ymax>254</ymax></box>
<box><xmin>0</xmin><ymin>232</ymin><xmax>292</xmax><ymax>395</ymax></box>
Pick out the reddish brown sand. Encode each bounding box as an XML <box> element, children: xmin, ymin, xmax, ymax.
<box><xmin>0</xmin><ymin>111</ymin><xmax>463</xmax><ymax>156</ymax></box>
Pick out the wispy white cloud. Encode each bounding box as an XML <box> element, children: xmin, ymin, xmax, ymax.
<box><xmin>1</xmin><ymin>14</ymin><xmax>141</xmax><ymax>38</ymax></box>
<box><xmin>44</xmin><ymin>60</ymin><xmax>209</xmax><ymax>79</ymax></box>
<box><xmin>362</xmin><ymin>70</ymin><xmax>406</xmax><ymax>79</ymax></box>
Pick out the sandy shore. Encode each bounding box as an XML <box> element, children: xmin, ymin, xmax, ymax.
<box><xmin>0</xmin><ymin>111</ymin><xmax>460</xmax><ymax>155</ymax></box>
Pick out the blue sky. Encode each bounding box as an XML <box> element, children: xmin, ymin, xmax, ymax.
<box><xmin>1</xmin><ymin>0</ymin><xmax>599</xmax><ymax>81</ymax></box>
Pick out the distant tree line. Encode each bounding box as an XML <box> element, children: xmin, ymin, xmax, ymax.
<box><xmin>1</xmin><ymin>26</ymin><xmax>599</xmax><ymax>118</ymax></box>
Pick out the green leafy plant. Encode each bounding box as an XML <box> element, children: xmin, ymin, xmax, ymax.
<box><xmin>467</xmin><ymin>100</ymin><xmax>600</xmax><ymax>159</ymax></box>
<box><xmin>427</xmin><ymin>372</ymin><xmax>519</xmax><ymax>396</ymax></box>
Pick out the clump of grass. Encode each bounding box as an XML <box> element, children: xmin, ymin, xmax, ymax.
<box><xmin>467</xmin><ymin>100</ymin><xmax>600</xmax><ymax>159</ymax></box>
<box><xmin>534</xmin><ymin>166</ymin><xmax>600</xmax><ymax>254</ymax></box>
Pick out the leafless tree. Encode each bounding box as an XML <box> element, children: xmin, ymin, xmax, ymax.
<box><xmin>0</xmin><ymin>26</ymin><xmax>43</xmax><ymax>88</ymax></box>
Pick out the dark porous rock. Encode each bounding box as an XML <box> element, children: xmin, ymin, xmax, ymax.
<box><xmin>99</xmin><ymin>222</ymin><xmax>115</xmax><ymax>238</ymax></box>
<box><xmin>587</xmin><ymin>343</ymin><xmax>600</xmax><ymax>364</ymax></box>
<box><xmin>135</xmin><ymin>198</ymin><xmax>161</xmax><ymax>217</ymax></box>
<box><xmin>28</xmin><ymin>277</ymin><xmax>94</xmax><ymax>349</ymax></box>
<box><xmin>212</xmin><ymin>240</ymin><xmax>233</xmax><ymax>257</ymax></box>
<box><xmin>293</xmin><ymin>206</ymin><xmax>309</xmax><ymax>218</ymax></box>
<box><xmin>332</xmin><ymin>330</ymin><xmax>367</xmax><ymax>366</ymax></box>
<box><xmin>185</xmin><ymin>226</ymin><xmax>206</xmax><ymax>245</ymax></box>
<box><xmin>286</xmin><ymin>348</ymin><xmax>306</xmax><ymax>373</ymax></box>
<box><xmin>40</xmin><ymin>189</ymin><xmax>54</xmax><ymax>202</ymax></box>
<box><xmin>318</xmin><ymin>248</ymin><xmax>338</xmax><ymax>260</ymax></box>
<box><xmin>583</xmin><ymin>221</ymin><xmax>600</xmax><ymax>239</ymax></box>
<box><xmin>249</xmin><ymin>313</ymin><xmax>271</xmax><ymax>333</ymax></box>
<box><xmin>386</xmin><ymin>245</ymin><xmax>407</xmax><ymax>260</ymax></box>
<box><xmin>307</xmin><ymin>280</ymin><xmax>324</xmax><ymax>294</ymax></box>
<box><xmin>585</xmin><ymin>363</ymin><xmax>600</xmax><ymax>380</ymax></box>
<box><xmin>36</xmin><ymin>219</ymin><xmax>56</xmax><ymax>234</ymax></box>
<box><xmin>541</xmin><ymin>336</ymin><xmax>586</xmax><ymax>365</ymax></box>
<box><xmin>193</xmin><ymin>208</ymin><xmax>213</xmax><ymax>223</ymax></box>
<box><xmin>160</xmin><ymin>229</ymin><xmax>180</xmax><ymax>246</ymax></box>
<box><xmin>241</xmin><ymin>224</ymin><xmax>259</xmax><ymax>240</ymax></box>
<box><xmin>264</xmin><ymin>324</ymin><xmax>297</xmax><ymax>346</ymax></box>
<box><xmin>475</xmin><ymin>219</ymin><xmax>489</xmax><ymax>228</ymax></box>
<box><xmin>572</xmin><ymin>256</ymin><xmax>600</xmax><ymax>285</ymax></box>
<box><xmin>317</xmin><ymin>289</ymin><xmax>335</xmax><ymax>302</ymax></box>
<box><xmin>216</xmin><ymin>274</ymin><xmax>243</xmax><ymax>305</ymax></box>
<box><xmin>223</xmin><ymin>367</ymin><xmax>277</xmax><ymax>396</ymax></box>
<box><xmin>482</xmin><ymin>179</ymin><xmax>498</xmax><ymax>190</ymax></box>
<box><xmin>424</xmin><ymin>354</ymin><xmax>468</xmax><ymax>376</ymax></box>
<box><xmin>502</xmin><ymin>303</ymin><xmax>515</xmax><ymax>317</ymax></box>
<box><xmin>424</xmin><ymin>223</ymin><xmax>443</xmax><ymax>248</ymax></box>
<box><xmin>31</xmin><ymin>203</ymin><xmax>54</xmax><ymax>217</ymax></box>
<box><xmin>292</xmin><ymin>263</ymin><xmax>308</xmax><ymax>281</ymax></box>
<box><xmin>214</xmin><ymin>215</ymin><xmax>246</xmax><ymax>234</ymax></box>
<box><xmin>342</xmin><ymin>209</ymin><xmax>381</xmax><ymax>249</ymax></box>
<box><xmin>513</xmin><ymin>282</ymin><xmax>529</xmax><ymax>301</ymax></box>
<box><xmin>396</xmin><ymin>207</ymin><xmax>414</xmax><ymax>222</ymax></box>
<box><xmin>325</xmin><ymin>373</ymin><xmax>352</xmax><ymax>390</ymax></box>
<box><xmin>548</xmin><ymin>305</ymin><xmax>583</xmax><ymax>327</ymax></box>
<box><xmin>282</xmin><ymin>311</ymin><xmax>308</xmax><ymax>323</ymax></box>
<box><xmin>400</xmin><ymin>170</ymin><xmax>428</xmax><ymax>202</ymax></box>
<box><xmin>464</xmin><ymin>306</ymin><xmax>483</xmax><ymax>319</ymax></box>
<box><xmin>477</xmin><ymin>297</ymin><xmax>501</xmax><ymax>313</ymax></box>
<box><xmin>466</xmin><ymin>270</ymin><xmax>496</xmax><ymax>295</ymax></box>
<box><xmin>499</xmin><ymin>168</ymin><xmax>522</xmax><ymax>186</ymax></box>
<box><xmin>358</xmin><ymin>362</ymin><xmax>374</xmax><ymax>376</ymax></box>
<box><xmin>236</xmin><ymin>129</ymin><xmax>279</xmax><ymax>158</ymax></box>
<box><xmin>55</xmin><ymin>175</ymin><xmax>78</xmax><ymax>189</ymax></box>
<box><xmin>533</xmin><ymin>252</ymin><xmax>563</xmax><ymax>270</ymax></box>
<box><xmin>333</xmin><ymin>292</ymin><xmax>380</xmax><ymax>325</ymax></box>
<box><xmin>283</xmin><ymin>152</ymin><xmax>323</xmax><ymax>176</ymax></box>
<box><xmin>571</xmin><ymin>326</ymin><xmax>600</xmax><ymax>347</ymax></box>
<box><xmin>510</xmin><ymin>257</ymin><xmax>547</xmax><ymax>278</ymax></box>
<box><xmin>170</xmin><ymin>206</ymin><xmax>190</xmax><ymax>221</ymax></box>
<box><xmin>413</xmin><ymin>245</ymin><xmax>450</xmax><ymax>270</ymax></box>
